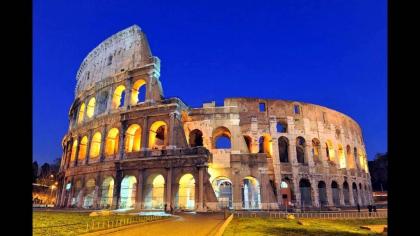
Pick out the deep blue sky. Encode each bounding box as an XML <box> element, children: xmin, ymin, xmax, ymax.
<box><xmin>33</xmin><ymin>0</ymin><xmax>387</xmax><ymax>165</ymax></box>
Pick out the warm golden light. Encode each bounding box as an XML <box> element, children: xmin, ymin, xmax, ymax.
<box><xmin>89</xmin><ymin>132</ymin><xmax>102</xmax><ymax>159</ymax></box>
<box><xmin>263</xmin><ymin>134</ymin><xmax>272</xmax><ymax>157</ymax></box>
<box><xmin>149</xmin><ymin>121</ymin><xmax>167</xmax><ymax>149</ymax></box>
<box><xmin>112</xmin><ymin>85</ymin><xmax>126</xmax><ymax>109</ymax></box>
<box><xmin>70</xmin><ymin>139</ymin><xmax>78</xmax><ymax>161</ymax></box>
<box><xmin>77</xmin><ymin>103</ymin><xmax>85</xmax><ymax>124</ymax></box>
<box><xmin>178</xmin><ymin>174</ymin><xmax>195</xmax><ymax>209</ymax></box>
<box><xmin>326</xmin><ymin>140</ymin><xmax>335</xmax><ymax>162</ymax></box>
<box><xmin>105</xmin><ymin>128</ymin><xmax>119</xmax><ymax>156</ymax></box>
<box><xmin>86</xmin><ymin>97</ymin><xmax>96</xmax><ymax>118</ymax></box>
<box><xmin>130</xmin><ymin>79</ymin><xmax>146</xmax><ymax>105</ymax></box>
<box><xmin>125</xmin><ymin>124</ymin><xmax>141</xmax><ymax>152</ymax></box>
<box><xmin>78</xmin><ymin>136</ymin><xmax>88</xmax><ymax>161</ymax></box>
<box><xmin>338</xmin><ymin>144</ymin><xmax>346</xmax><ymax>168</ymax></box>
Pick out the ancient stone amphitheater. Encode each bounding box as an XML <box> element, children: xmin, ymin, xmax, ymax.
<box><xmin>57</xmin><ymin>25</ymin><xmax>373</xmax><ymax>212</ymax></box>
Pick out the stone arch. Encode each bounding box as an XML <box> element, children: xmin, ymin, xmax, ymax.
<box><xmin>296</xmin><ymin>137</ymin><xmax>306</xmax><ymax>164</ymax></box>
<box><xmin>77</xmin><ymin>103</ymin><xmax>86</xmax><ymax>124</ymax></box>
<box><xmin>83</xmin><ymin>178</ymin><xmax>96</xmax><ymax>209</ymax></box>
<box><xmin>112</xmin><ymin>85</ymin><xmax>126</xmax><ymax>109</ymax></box>
<box><xmin>280</xmin><ymin>177</ymin><xmax>293</xmax><ymax>206</ymax></box>
<box><xmin>278</xmin><ymin>136</ymin><xmax>289</xmax><ymax>163</ymax></box>
<box><xmin>70</xmin><ymin>139</ymin><xmax>78</xmax><ymax>162</ymax></box>
<box><xmin>299</xmin><ymin>178</ymin><xmax>312</xmax><ymax>207</ymax></box>
<box><xmin>346</xmin><ymin>145</ymin><xmax>355</xmax><ymax>169</ymax></box>
<box><xmin>149</xmin><ymin>121</ymin><xmax>168</xmax><ymax>149</ymax></box>
<box><xmin>243</xmin><ymin>135</ymin><xmax>253</xmax><ymax>153</ymax></box>
<box><xmin>312</xmin><ymin>138</ymin><xmax>321</xmax><ymax>163</ymax></box>
<box><xmin>99</xmin><ymin>177</ymin><xmax>114</xmax><ymax>209</ymax></box>
<box><xmin>212</xmin><ymin>126</ymin><xmax>232</xmax><ymax>149</ymax></box>
<box><xmin>73</xmin><ymin>179</ymin><xmax>83</xmax><ymax>207</ymax></box>
<box><xmin>352</xmin><ymin>182</ymin><xmax>359</xmax><ymax>205</ymax></box>
<box><xmin>212</xmin><ymin>176</ymin><xmax>233</xmax><ymax>209</ymax></box>
<box><xmin>331</xmin><ymin>181</ymin><xmax>340</xmax><ymax>206</ymax></box>
<box><xmin>86</xmin><ymin>97</ymin><xmax>96</xmax><ymax>118</ymax></box>
<box><xmin>338</xmin><ymin>144</ymin><xmax>346</xmax><ymax>169</ymax></box>
<box><xmin>177</xmin><ymin>173</ymin><xmax>196</xmax><ymax>210</ymax></box>
<box><xmin>130</xmin><ymin>79</ymin><xmax>147</xmax><ymax>105</ymax></box>
<box><xmin>105</xmin><ymin>128</ymin><xmax>119</xmax><ymax>157</ymax></box>
<box><xmin>318</xmin><ymin>181</ymin><xmax>328</xmax><ymax>207</ymax></box>
<box><xmin>242</xmin><ymin>176</ymin><xmax>261</xmax><ymax>209</ymax></box>
<box><xmin>144</xmin><ymin>174</ymin><xmax>165</xmax><ymax>210</ymax></box>
<box><xmin>258</xmin><ymin>134</ymin><xmax>272</xmax><ymax>157</ymax></box>
<box><xmin>78</xmin><ymin>136</ymin><xmax>88</xmax><ymax>162</ymax></box>
<box><xmin>189</xmin><ymin>129</ymin><xmax>203</xmax><ymax>147</ymax></box>
<box><xmin>343</xmin><ymin>181</ymin><xmax>350</xmax><ymax>205</ymax></box>
<box><xmin>89</xmin><ymin>132</ymin><xmax>102</xmax><ymax>159</ymax></box>
<box><xmin>325</xmin><ymin>140</ymin><xmax>335</xmax><ymax>163</ymax></box>
<box><xmin>119</xmin><ymin>175</ymin><xmax>137</xmax><ymax>209</ymax></box>
<box><xmin>125</xmin><ymin>124</ymin><xmax>141</xmax><ymax>152</ymax></box>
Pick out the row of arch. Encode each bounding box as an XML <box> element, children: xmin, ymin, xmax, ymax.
<box><xmin>187</xmin><ymin>126</ymin><xmax>368</xmax><ymax>172</ymax></box>
<box><xmin>69</xmin><ymin>121</ymin><xmax>168</xmax><ymax>164</ymax></box>
<box><xmin>67</xmin><ymin>173</ymin><xmax>196</xmax><ymax>210</ymax></box>
<box><xmin>77</xmin><ymin>79</ymin><xmax>147</xmax><ymax>124</ymax></box>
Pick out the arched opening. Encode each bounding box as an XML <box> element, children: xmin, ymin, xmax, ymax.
<box><xmin>278</xmin><ymin>137</ymin><xmax>289</xmax><ymax>163</ymax></box>
<box><xmin>112</xmin><ymin>85</ymin><xmax>126</xmax><ymax>109</ymax></box>
<box><xmin>70</xmin><ymin>139</ymin><xmax>78</xmax><ymax>162</ymax></box>
<box><xmin>280</xmin><ymin>180</ymin><xmax>292</xmax><ymax>207</ymax></box>
<box><xmin>338</xmin><ymin>144</ymin><xmax>346</xmax><ymax>169</ymax></box>
<box><xmin>89</xmin><ymin>132</ymin><xmax>102</xmax><ymax>159</ymax></box>
<box><xmin>78</xmin><ymin>136</ymin><xmax>88</xmax><ymax>162</ymax></box>
<box><xmin>83</xmin><ymin>179</ymin><xmax>96</xmax><ymax>209</ymax></box>
<box><xmin>346</xmin><ymin>145</ymin><xmax>355</xmax><ymax>169</ymax></box>
<box><xmin>125</xmin><ymin>124</ymin><xmax>141</xmax><ymax>152</ymax></box>
<box><xmin>119</xmin><ymin>176</ymin><xmax>137</xmax><ymax>209</ymax></box>
<box><xmin>318</xmin><ymin>181</ymin><xmax>327</xmax><ymax>207</ymax></box>
<box><xmin>144</xmin><ymin>175</ymin><xmax>165</xmax><ymax>210</ymax></box>
<box><xmin>213</xmin><ymin>126</ymin><xmax>232</xmax><ymax>149</ymax></box>
<box><xmin>343</xmin><ymin>181</ymin><xmax>350</xmax><ymax>205</ymax></box>
<box><xmin>177</xmin><ymin>174</ymin><xmax>195</xmax><ymax>210</ymax></box>
<box><xmin>189</xmin><ymin>129</ymin><xmax>203</xmax><ymax>147</ymax></box>
<box><xmin>99</xmin><ymin>177</ymin><xmax>114</xmax><ymax>209</ymax></box>
<box><xmin>296</xmin><ymin>137</ymin><xmax>306</xmax><ymax>164</ymax></box>
<box><xmin>312</xmin><ymin>138</ymin><xmax>321</xmax><ymax>164</ymax></box>
<box><xmin>331</xmin><ymin>181</ymin><xmax>340</xmax><ymax>206</ymax></box>
<box><xmin>72</xmin><ymin>180</ymin><xmax>83</xmax><ymax>207</ymax></box>
<box><xmin>77</xmin><ymin>103</ymin><xmax>85</xmax><ymax>124</ymax></box>
<box><xmin>105</xmin><ymin>128</ymin><xmax>119</xmax><ymax>157</ymax></box>
<box><xmin>212</xmin><ymin>177</ymin><xmax>233</xmax><ymax>209</ymax></box>
<box><xmin>326</xmin><ymin>140</ymin><xmax>335</xmax><ymax>163</ymax></box>
<box><xmin>149</xmin><ymin>121</ymin><xmax>167</xmax><ymax>149</ymax></box>
<box><xmin>352</xmin><ymin>183</ymin><xmax>359</xmax><ymax>205</ymax></box>
<box><xmin>243</xmin><ymin>135</ymin><xmax>252</xmax><ymax>153</ymax></box>
<box><xmin>258</xmin><ymin>134</ymin><xmax>272</xmax><ymax>157</ymax></box>
<box><xmin>130</xmin><ymin>79</ymin><xmax>147</xmax><ymax>105</ymax></box>
<box><xmin>299</xmin><ymin>179</ymin><xmax>312</xmax><ymax>207</ymax></box>
<box><xmin>86</xmin><ymin>97</ymin><xmax>96</xmax><ymax>118</ymax></box>
<box><xmin>276</xmin><ymin>122</ymin><xmax>287</xmax><ymax>133</ymax></box>
<box><xmin>242</xmin><ymin>176</ymin><xmax>261</xmax><ymax>209</ymax></box>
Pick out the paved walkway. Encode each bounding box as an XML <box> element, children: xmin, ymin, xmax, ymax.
<box><xmin>99</xmin><ymin>212</ymin><xmax>225</xmax><ymax>236</ymax></box>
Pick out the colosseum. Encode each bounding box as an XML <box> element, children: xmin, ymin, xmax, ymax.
<box><xmin>57</xmin><ymin>25</ymin><xmax>373</xmax><ymax>212</ymax></box>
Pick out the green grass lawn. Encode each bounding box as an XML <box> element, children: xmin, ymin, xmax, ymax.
<box><xmin>223</xmin><ymin>217</ymin><xmax>387</xmax><ymax>236</ymax></box>
<box><xmin>33</xmin><ymin>211</ymin><xmax>169</xmax><ymax>236</ymax></box>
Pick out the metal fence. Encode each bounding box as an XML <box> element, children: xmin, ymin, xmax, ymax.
<box><xmin>234</xmin><ymin>211</ymin><xmax>387</xmax><ymax>219</ymax></box>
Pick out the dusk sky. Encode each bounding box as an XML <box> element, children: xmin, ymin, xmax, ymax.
<box><xmin>33</xmin><ymin>0</ymin><xmax>387</xmax><ymax>165</ymax></box>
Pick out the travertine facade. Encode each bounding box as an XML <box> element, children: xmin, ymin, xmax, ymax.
<box><xmin>57</xmin><ymin>25</ymin><xmax>373</xmax><ymax>212</ymax></box>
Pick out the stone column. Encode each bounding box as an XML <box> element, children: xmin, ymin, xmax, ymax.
<box><xmin>197</xmin><ymin>167</ymin><xmax>204</xmax><ymax>211</ymax></box>
<box><xmin>168</xmin><ymin>112</ymin><xmax>179</xmax><ymax>148</ymax></box>
<box><xmin>118</xmin><ymin>123</ymin><xmax>127</xmax><ymax>160</ymax></box>
<box><xmin>99</xmin><ymin>126</ymin><xmax>107</xmax><ymax>162</ymax></box>
<box><xmin>311</xmin><ymin>179</ymin><xmax>320</xmax><ymax>208</ymax></box>
<box><xmin>106</xmin><ymin>86</ymin><xmax>114</xmax><ymax>113</ymax></box>
<box><xmin>136</xmin><ymin>170</ymin><xmax>143</xmax><ymax>210</ymax></box>
<box><xmin>321</xmin><ymin>142</ymin><xmax>330</xmax><ymax>168</ymax></box>
<box><xmin>326</xmin><ymin>182</ymin><xmax>334</xmax><ymax>207</ymax></box>
<box><xmin>293</xmin><ymin>178</ymin><xmax>301</xmax><ymax>208</ymax></box>
<box><xmin>66</xmin><ymin>177</ymin><xmax>75</xmax><ymax>208</ymax></box>
<box><xmin>232</xmin><ymin>169</ymin><xmax>242</xmax><ymax>210</ymax></box>
<box><xmin>59</xmin><ymin>178</ymin><xmax>67</xmax><ymax>207</ymax></box>
<box><xmin>77</xmin><ymin>176</ymin><xmax>86</xmax><ymax>208</ymax></box>
<box><xmin>74</xmin><ymin>136</ymin><xmax>81</xmax><ymax>167</ymax></box>
<box><xmin>124</xmin><ymin>79</ymin><xmax>132</xmax><ymax>109</ymax></box>
<box><xmin>112</xmin><ymin>170</ymin><xmax>122</xmax><ymax>209</ymax></box>
<box><xmin>85</xmin><ymin>131</ymin><xmax>93</xmax><ymax>165</ymax></box>
<box><xmin>166</xmin><ymin>168</ymin><xmax>173</xmax><ymax>211</ymax></box>
<box><xmin>141</xmin><ymin>118</ymin><xmax>149</xmax><ymax>150</ymax></box>
<box><xmin>271</xmin><ymin>138</ymin><xmax>282</xmax><ymax>205</ymax></box>
<box><xmin>306</xmin><ymin>143</ymin><xmax>315</xmax><ymax>169</ymax></box>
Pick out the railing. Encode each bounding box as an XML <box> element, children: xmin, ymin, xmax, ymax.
<box><xmin>234</xmin><ymin>211</ymin><xmax>387</xmax><ymax>219</ymax></box>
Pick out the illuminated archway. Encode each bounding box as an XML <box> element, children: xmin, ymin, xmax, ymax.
<box><xmin>99</xmin><ymin>177</ymin><xmax>114</xmax><ymax>209</ymax></box>
<box><xmin>86</xmin><ymin>97</ymin><xmax>96</xmax><ymax>118</ymax></box>
<box><xmin>213</xmin><ymin>126</ymin><xmax>231</xmax><ymax>149</ymax></box>
<box><xmin>144</xmin><ymin>174</ymin><xmax>165</xmax><ymax>209</ymax></box>
<box><xmin>105</xmin><ymin>128</ymin><xmax>119</xmax><ymax>157</ymax></box>
<box><xmin>77</xmin><ymin>103</ymin><xmax>85</xmax><ymax>124</ymax></box>
<box><xmin>280</xmin><ymin>179</ymin><xmax>292</xmax><ymax>207</ymax></box>
<box><xmin>149</xmin><ymin>121</ymin><xmax>167</xmax><ymax>149</ymax></box>
<box><xmin>119</xmin><ymin>176</ymin><xmax>137</xmax><ymax>209</ymax></box>
<box><xmin>112</xmin><ymin>85</ymin><xmax>126</xmax><ymax>109</ymax></box>
<box><xmin>78</xmin><ymin>136</ymin><xmax>88</xmax><ymax>162</ymax></box>
<box><xmin>343</xmin><ymin>181</ymin><xmax>350</xmax><ymax>205</ymax></box>
<box><xmin>242</xmin><ymin>176</ymin><xmax>261</xmax><ymax>209</ymax></box>
<box><xmin>338</xmin><ymin>144</ymin><xmax>346</xmax><ymax>169</ymax></box>
<box><xmin>212</xmin><ymin>177</ymin><xmax>233</xmax><ymax>209</ymax></box>
<box><xmin>312</xmin><ymin>138</ymin><xmax>321</xmax><ymax>163</ymax></box>
<box><xmin>130</xmin><ymin>79</ymin><xmax>146</xmax><ymax>105</ymax></box>
<box><xmin>243</xmin><ymin>135</ymin><xmax>252</xmax><ymax>153</ymax></box>
<box><xmin>352</xmin><ymin>182</ymin><xmax>359</xmax><ymax>205</ymax></box>
<box><xmin>318</xmin><ymin>181</ymin><xmax>327</xmax><ymax>207</ymax></box>
<box><xmin>83</xmin><ymin>179</ymin><xmax>96</xmax><ymax>209</ymax></box>
<box><xmin>125</xmin><ymin>124</ymin><xmax>141</xmax><ymax>152</ymax></box>
<box><xmin>346</xmin><ymin>145</ymin><xmax>355</xmax><ymax>169</ymax></box>
<box><xmin>258</xmin><ymin>134</ymin><xmax>272</xmax><ymax>157</ymax></box>
<box><xmin>325</xmin><ymin>140</ymin><xmax>335</xmax><ymax>163</ymax></box>
<box><xmin>70</xmin><ymin>139</ymin><xmax>78</xmax><ymax>162</ymax></box>
<box><xmin>89</xmin><ymin>132</ymin><xmax>102</xmax><ymax>159</ymax></box>
<box><xmin>299</xmin><ymin>179</ymin><xmax>312</xmax><ymax>207</ymax></box>
<box><xmin>296</xmin><ymin>137</ymin><xmax>306</xmax><ymax>163</ymax></box>
<box><xmin>177</xmin><ymin>174</ymin><xmax>195</xmax><ymax>210</ymax></box>
<box><xmin>331</xmin><ymin>181</ymin><xmax>340</xmax><ymax>206</ymax></box>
